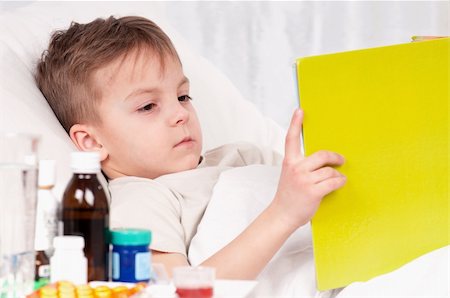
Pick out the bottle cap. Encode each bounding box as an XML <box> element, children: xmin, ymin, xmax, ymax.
<box><xmin>38</xmin><ymin>159</ymin><xmax>56</xmax><ymax>187</ymax></box>
<box><xmin>70</xmin><ymin>151</ymin><xmax>101</xmax><ymax>173</ymax></box>
<box><xmin>110</xmin><ymin>228</ymin><xmax>152</xmax><ymax>246</ymax></box>
<box><xmin>53</xmin><ymin>236</ymin><xmax>85</xmax><ymax>250</ymax></box>
<box><xmin>35</xmin><ymin>234</ymin><xmax>49</xmax><ymax>251</ymax></box>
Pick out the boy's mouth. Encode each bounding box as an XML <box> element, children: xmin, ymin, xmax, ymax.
<box><xmin>174</xmin><ymin>136</ymin><xmax>194</xmax><ymax>148</ymax></box>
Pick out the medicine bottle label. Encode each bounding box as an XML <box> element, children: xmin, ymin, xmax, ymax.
<box><xmin>135</xmin><ymin>252</ymin><xmax>151</xmax><ymax>280</ymax></box>
<box><xmin>38</xmin><ymin>265</ymin><xmax>50</xmax><ymax>278</ymax></box>
<box><xmin>112</xmin><ymin>252</ymin><xmax>119</xmax><ymax>280</ymax></box>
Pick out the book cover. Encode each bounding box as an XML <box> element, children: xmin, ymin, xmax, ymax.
<box><xmin>296</xmin><ymin>37</ymin><xmax>449</xmax><ymax>290</ymax></box>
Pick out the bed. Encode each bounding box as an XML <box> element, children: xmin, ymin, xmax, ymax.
<box><xmin>0</xmin><ymin>2</ymin><xmax>448</xmax><ymax>297</ymax></box>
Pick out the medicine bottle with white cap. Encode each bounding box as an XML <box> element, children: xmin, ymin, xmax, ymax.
<box><xmin>60</xmin><ymin>151</ymin><xmax>110</xmax><ymax>281</ymax></box>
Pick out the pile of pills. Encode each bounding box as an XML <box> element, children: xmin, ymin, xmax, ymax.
<box><xmin>27</xmin><ymin>281</ymin><xmax>147</xmax><ymax>298</ymax></box>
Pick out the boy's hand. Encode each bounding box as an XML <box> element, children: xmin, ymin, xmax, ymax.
<box><xmin>198</xmin><ymin>109</ymin><xmax>345</xmax><ymax>279</ymax></box>
<box><xmin>273</xmin><ymin>109</ymin><xmax>346</xmax><ymax>231</ymax></box>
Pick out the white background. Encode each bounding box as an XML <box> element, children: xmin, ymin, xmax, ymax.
<box><xmin>163</xmin><ymin>1</ymin><xmax>448</xmax><ymax>129</ymax></box>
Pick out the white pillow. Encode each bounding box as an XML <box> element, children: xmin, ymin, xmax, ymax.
<box><xmin>0</xmin><ymin>42</ymin><xmax>75</xmax><ymax>198</ymax></box>
<box><xmin>0</xmin><ymin>2</ymin><xmax>285</xmax><ymax>198</ymax></box>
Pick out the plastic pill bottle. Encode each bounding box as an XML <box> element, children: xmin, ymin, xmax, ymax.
<box><xmin>50</xmin><ymin>236</ymin><xmax>87</xmax><ymax>285</ymax></box>
<box><xmin>110</xmin><ymin>228</ymin><xmax>152</xmax><ymax>282</ymax></box>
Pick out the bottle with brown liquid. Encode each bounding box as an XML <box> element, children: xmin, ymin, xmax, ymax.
<box><xmin>61</xmin><ymin>151</ymin><xmax>109</xmax><ymax>281</ymax></box>
<box><xmin>34</xmin><ymin>250</ymin><xmax>50</xmax><ymax>288</ymax></box>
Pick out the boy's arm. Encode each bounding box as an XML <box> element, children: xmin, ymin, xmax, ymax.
<box><xmin>153</xmin><ymin>109</ymin><xmax>346</xmax><ymax>279</ymax></box>
<box><xmin>152</xmin><ymin>203</ymin><xmax>295</xmax><ymax>279</ymax></box>
<box><xmin>152</xmin><ymin>251</ymin><xmax>189</xmax><ymax>272</ymax></box>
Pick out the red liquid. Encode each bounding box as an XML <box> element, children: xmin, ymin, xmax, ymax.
<box><xmin>176</xmin><ymin>287</ymin><xmax>213</xmax><ymax>298</ymax></box>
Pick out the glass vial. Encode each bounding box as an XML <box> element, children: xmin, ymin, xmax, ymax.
<box><xmin>34</xmin><ymin>159</ymin><xmax>58</xmax><ymax>288</ymax></box>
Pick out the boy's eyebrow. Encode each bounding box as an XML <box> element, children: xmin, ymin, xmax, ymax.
<box><xmin>124</xmin><ymin>76</ymin><xmax>190</xmax><ymax>101</ymax></box>
<box><xmin>178</xmin><ymin>76</ymin><xmax>190</xmax><ymax>88</ymax></box>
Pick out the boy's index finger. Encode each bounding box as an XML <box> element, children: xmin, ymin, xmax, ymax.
<box><xmin>284</xmin><ymin>109</ymin><xmax>304</xmax><ymax>160</ymax></box>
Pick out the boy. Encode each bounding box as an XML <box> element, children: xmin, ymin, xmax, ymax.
<box><xmin>35</xmin><ymin>16</ymin><xmax>346</xmax><ymax>279</ymax></box>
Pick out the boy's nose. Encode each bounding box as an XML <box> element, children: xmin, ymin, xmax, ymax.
<box><xmin>171</xmin><ymin>102</ymin><xmax>190</xmax><ymax>126</ymax></box>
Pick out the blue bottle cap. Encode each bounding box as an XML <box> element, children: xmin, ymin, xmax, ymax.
<box><xmin>110</xmin><ymin>228</ymin><xmax>152</xmax><ymax>246</ymax></box>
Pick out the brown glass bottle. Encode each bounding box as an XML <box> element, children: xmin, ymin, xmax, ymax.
<box><xmin>61</xmin><ymin>152</ymin><xmax>109</xmax><ymax>281</ymax></box>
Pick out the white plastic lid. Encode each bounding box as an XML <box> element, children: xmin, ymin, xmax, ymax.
<box><xmin>53</xmin><ymin>235</ymin><xmax>85</xmax><ymax>250</ymax></box>
<box><xmin>38</xmin><ymin>159</ymin><xmax>56</xmax><ymax>187</ymax></box>
<box><xmin>71</xmin><ymin>151</ymin><xmax>101</xmax><ymax>173</ymax></box>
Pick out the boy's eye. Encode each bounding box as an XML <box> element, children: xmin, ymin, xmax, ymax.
<box><xmin>138</xmin><ymin>103</ymin><xmax>156</xmax><ymax>112</ymax></box>
<box><xmin>178</xmin><ymin>95</ymin><xmax>192</xmax><ymax>102</ymax></box>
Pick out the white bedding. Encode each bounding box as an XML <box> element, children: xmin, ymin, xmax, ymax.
<box><xmin>336</xmin><ymin>245</ymin><xmax>449</xmax><ymax>298</ymax></box>
<box><xmin>189</xmin><ymin>165</ymin><xmax>449</xmax><ymax>297</ymax></box>
<box><xmin>189</xmin><ymin>165</ymin><xmax>334</xmax><ymax>297</ymax></box>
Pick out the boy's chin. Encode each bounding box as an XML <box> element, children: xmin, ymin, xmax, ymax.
<box><xmin>177</xmin><ymin>155</ymin><xmax>202</xmax><ymax>171</ymax></box>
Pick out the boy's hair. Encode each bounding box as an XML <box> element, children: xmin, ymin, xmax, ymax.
<box><xmin>35</xmin><ymin>16</ymin><xmax>180</xmax><ymax>133</ymax></box>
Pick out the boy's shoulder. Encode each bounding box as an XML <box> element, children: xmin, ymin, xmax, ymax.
<box><xmin>108</xmin><ymin>176</ymin><xmax>175</xmax><ymax>200</ymax></box>
<box><xmin>204</xmin><ymin>141</ymin><xmax>260</xmax><ymax>155</ymax></box>
<box><xmin>202</xmin><ymin>142</ymin><xmax>283</xmax><ymax>167</ymax></box>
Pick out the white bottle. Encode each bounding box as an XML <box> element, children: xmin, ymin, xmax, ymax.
<box><xmin>50</xmin><ymin>236</ymin><xmax>87</xmax><ymax>285</ymax></box>
<box><xmin>34</xmin><ymin>159</ymin><xmax>58</xmax><ymax>255</ymax></box>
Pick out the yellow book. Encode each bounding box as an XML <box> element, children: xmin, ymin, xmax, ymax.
<box><xmin>296</xmin><ymin>37</ymin><xmax>449</xmax><ymax>290</ymax></box>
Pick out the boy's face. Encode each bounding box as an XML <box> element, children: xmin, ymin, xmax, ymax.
<box><xmin>90</xmin><ymin>48</ymin><xmax>203</xmax><ymax>179</ymax></box>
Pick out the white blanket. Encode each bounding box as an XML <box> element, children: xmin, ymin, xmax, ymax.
<box><xmin>336</xmin><ymin>245</ymin><xmax>449</xmax><ymax>298</ymax></box>
<box><xmin>188</xmin><ymin>165</ymin><xmax>449</xmax><ymax>297</ymax></box>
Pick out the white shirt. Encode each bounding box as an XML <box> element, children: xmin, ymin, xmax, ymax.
<box><xmin>109</xmin><ymin>142</ymin><xmax>282</xmax><ymax>257</ymax></box>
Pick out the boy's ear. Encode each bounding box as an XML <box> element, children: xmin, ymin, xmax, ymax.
<box><xmin>69</xmin><ymin>124</ymin><xmax>108</xmax><ymax>161</ymax></box>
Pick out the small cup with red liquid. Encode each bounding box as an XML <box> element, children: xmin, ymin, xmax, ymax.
<box><xmin>173</xmin><ymin>266</ymin><xmax>215</xmax><ymax>298</ymax></box>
